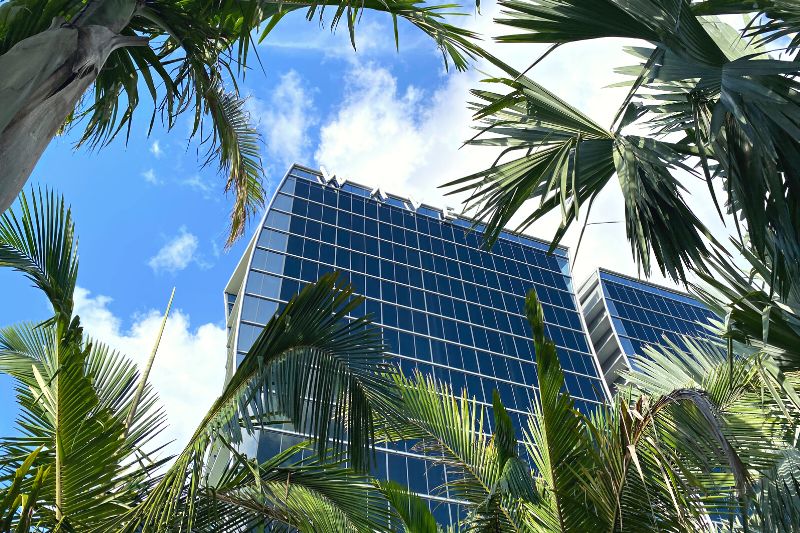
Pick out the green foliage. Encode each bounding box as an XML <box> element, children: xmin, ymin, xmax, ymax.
<box><xmin>379</xmin><ymin>480</ymin><xmax>441</xmax><ymax>533</ymax></box>
<box><xmin>0</xmin><ymin>447</ymin><xmax>49</xmax><ymax>532</ymax></box>
<box><xmin>388</xmin><ymin>287</ymin><xmax>800</xmax><ymax>531</ymax></box>
<box><xmin>123</xmin><ymin>272</ymin><xmax>400</xmax><ymax>530</ymax></box>
<box><xmin>0</xmin><ymin>0</ymin><xmax>483</xmax><ymax>243</ymax></box>
<box><xmin>450</xmin><ymin>0</ymin><xmax>800</xmax><ymax>291</ymax></box>
<box><xmin>0</xmin><ymin>190</ymin><xmax>400</xmax><ymax>530</ymax></box>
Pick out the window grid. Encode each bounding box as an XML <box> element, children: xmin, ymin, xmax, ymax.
<box><xmin>599</xmin><ymin>275</ymin><xmax>716</xmax><ymax>363</ymax></box>
<box><xmin>233</xmin><ymin>166</ymin><xmax>607</xmax><ymax>523</ymax></box>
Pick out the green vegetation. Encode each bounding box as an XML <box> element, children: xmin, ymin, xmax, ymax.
<box><xmin>450</xmin><ymin>0</ymin><xmax>800</xmax><ymax>294</ymax></box>
<box><xmin>2</xmin><ymin>0</ymin><xmax>800</xmax><ymax>531</ymax></box>
<box><xmin>0</xmin><ymin>0</ymin><xmax>481</xmax><ymax>243</ymax></box>
<box><xmin>0</xmin><ymin>191</ymin><xmax>419</xmax><ymax>530</ymax></box>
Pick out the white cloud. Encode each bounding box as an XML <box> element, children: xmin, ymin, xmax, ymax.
<box><xmin>247</xmin><ymin>71</ymin><xmax>316</xmax><ymax>173</ymax></box>
<box><xmin>150</xmin><ymin>140</ymin><xmax>163</xmax><ymax>158</ymax></box>
<box><xmin>148</xmin><ymin>227</ymin><xmax>200</xmax><ymax>274</ymax></box>
<box><xmin>141</xmin><ymin>168</ymin><xmax>159</xmax><ymax>185</ymax></box>
<box><xmin>315</xmin><ymin>63</ymin><xmax>428</xmax><ymax>196</ymax></box>
<box><xmin>182</xmin><ymin>174</ymin><xmax>215</xmax><ymax>197</ymax></box>
<box><xmin>311</xmin><ymin>0</ymin><xmax>737</xmax><ymax>291</ymax></box>
<box><xmin>74</xmin><ymin>287</ymin><xmax>226</xmax><ymax>457</ymax></box>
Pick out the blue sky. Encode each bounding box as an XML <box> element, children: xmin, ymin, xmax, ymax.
<box><xmin>0</xmin><ymin>2</ymin><xmax>733</xmax><ymax>447</ymax></box>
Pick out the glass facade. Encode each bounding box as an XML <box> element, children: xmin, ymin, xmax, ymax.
<box><xmin>224</xmin><ymin>164</ymin><xmax>609</xmax><ymax>524</ymax></box>
<box><xmin>579</xmin><ymin>268</ymin><xmax>717</xmax><ymax>388</ymax></box>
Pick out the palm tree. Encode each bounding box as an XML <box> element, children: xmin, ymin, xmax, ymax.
<box><xmin>0</xmin><ymin>189</ymin><xmax>412</xmax><ymax>531</ymax></box>
<box><xmin>446</xmin><ymin>0</ymin><xmax>800</xmax><ymax>296</ymax></box>
<box><xmin>681</xmin><ymin>238</ymin><xmax>800</xmax><ymax>530</ymax></box>
<box><xmin>0</xmin><ymin>0</ymin><xmax>483</xmax><ymax>244</ymax></box>
<box><xmin>390</xmin><ymin>288</ymin><xmax>799</xmax><ymax>531</ymax></box>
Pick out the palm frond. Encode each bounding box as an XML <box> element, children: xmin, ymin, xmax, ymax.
<box><xmin>458</xmin><ymin>1</ymin><xmax>800</xmax><ymax>291</ymax></box>
<box><xmin>753</xmin><ymin>448</ymin><xmax>800</xmax><ymax>531</ymax></box>
<box><xmin>0</xmin><ymin>0</ymin><xmax>485</xmax><ymax>243</ymax></box>
<box><xmin>193</xmin><ymin>443</ymin><xmax>393</xmax><ymax>532</ymax></box>
<box><xmin>0</xmin><ymin>447</ymin><xmax>51</xmax><ymax>531</ymax></box>
<box><xmin>522</xmin><ymin>289</ymin><xmax>602</xmax><ymax>531</ymax></box>
<box><xmin>691</xmin><ymin>241</ymin><xmax>800</xmax><ymax>372</ymax></box>
<box><xmin>0</xmin><ymin>188</ymin><xmax>78</xmax><ymax>319</ymax></box>
<box><xmin>122</xmin><ymin>273</ymin><xmax>398</xmax><ymax>530</ymax></box>
<box><xmin>205</xmin><ymin>85</ymin><xmax>266</xmax><ymax>247</ymax></box>
<box><xmin>0</xmin><ymin>191</ymin><xmax>169</xmax><ymax>529</ymax></box>
<box><xmin>380</xmin><ymin>480</ymin><xmax>440</xmax><ymax>533</ymax></box>
<box><xmin>389</xmin><ymin>370</ymin><xmax>537</xmax><ymax>532</ymax></box>
<box><xmin>446</xmin><ymin>57</ymin><xmax>710</xmax><ymax>281</ymax></box>
<box><xmin>692</xmin><ymin>0</ymin><xmax>800</xmax><ymax>56</ymax></box>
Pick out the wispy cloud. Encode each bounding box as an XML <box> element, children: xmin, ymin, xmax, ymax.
<box><xmin>150</xmin><ymin>140</ymin><xmax>163</xmax><ymax>158</ymax></box>
<box><xmin>259</xmin><ymin>19</ymin><xmax>410</xmax><ymax>61</ymax></box>
<box><xmin>141</xmin><ymin>168</ymin><xmax>159</xmax><ymax>185</ymax></box>
<box><xmin>148</xmin><ymin>227</ymin><xmax>200</xmax><ymax>274</ymax></box>
<box><xmin>182</xmin><ymin>174</ymin><xmax>215</xmax><ymax>198</ymax></box>
<box><xmin>247</xmin><ymin>70</ymin><xmax>316</xmax><ymax>173</ymax></box>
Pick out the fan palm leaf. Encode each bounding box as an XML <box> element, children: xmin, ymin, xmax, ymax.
<box><xmin>453</xmin><ymin>1</ymin><xmax>800</xmax><ymax>291</ymax></box>
<box><xmin>692</xmin><ymin>0</ymin><xmax>800</xmax><ymax>56</ymax></box>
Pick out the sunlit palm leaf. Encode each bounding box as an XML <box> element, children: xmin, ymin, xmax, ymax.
<box><xmin>522</xmin><ymin>289</ymin><xmax>603</xmax><ymax>531</ymax></box>
<box><xmin>0</xmin><ymin>447</ymin><xmax>51</xmax><ymax>531</ymax></box>
<box><xmin>122</xmin><ymin>273</ymin><xmax>398</xmax><ymax>530</ymax></box>
<box><xmin>390</xmin><ymin>370</ymin><xmax>537</xmax><ymax>532</ymax></box>
<box><xmin>0</xmin><ymin>191</ymin><xmax>168</xmax><ymax>529</ymax></box>
<box><xmin>0</xmin><ymin>188</ymin><xmax>77</xmax><ymax>319</ymax></box>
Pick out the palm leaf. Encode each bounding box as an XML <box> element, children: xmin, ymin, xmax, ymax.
<box><xmin>522</xmin><ymin>289</ymin><xmax>602</xmax><ymax>531</ymax></box>
<box><xmin>379</xmin><ymin>480</ymin><xmax>440</xmax><ymax>533</ymax></box>
<box><xmin>122</xmin><ymin>273</ymin><xmax>398</xmax><ymax>530</ymax></box>
<box><xmin>0</xmin><ymin>189</ymin><xmax>77</xmax><ymax>319</ymax></box>
<box><xmin>194</xmin><ymin>443</ymin><xmax>393</xmax><ymax>532</ymax></box>
<box><xmin>389</xmin><ymin>370</ymin><xmax>537</xmax><ymax>532</ymax></box>
<box><xmin>457</xmin><ymin>1</ymin><xmax>800</xmax><ymax>291</ymax></box>
<box><xmin>0</xmin><ymin>0</ymin><xmax>485</xmax><ymax>243</ymax></box>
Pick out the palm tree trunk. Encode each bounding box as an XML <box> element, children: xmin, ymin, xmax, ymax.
<box><xmin>0</xmin><ymin>0</ymin><xmax>146</xmax><ymax>213</ymax></box>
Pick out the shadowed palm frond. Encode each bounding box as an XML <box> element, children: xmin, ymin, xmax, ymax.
<box><xmin>122</xmin><ymin>273</ymin><xmax>399</xmax><ymax>530</ymax></box>
<box><xmin>455</xmin><ymin>1</ymin><xmax>800</xmax><ymax>291</ymax></box>
<box><xmin>446</xmin><ymin>55</ymin><xmax>710</xmax><ymax>282</ymax></box>
<box><xmin>691</xmin><ymin>241</ymin><xmax>800</xmax><ymax>373</ymax></box>
<box><xmin>191</xmin><ymin>443</ymin><xmax>393</xmax><ymax>532</ymax></box>
<box><xmin>692</xmin><ymin>0</ymin><xmax>800</xmax><ymax>56</ymax></box>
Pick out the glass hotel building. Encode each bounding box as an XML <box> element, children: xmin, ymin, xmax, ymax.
<box><xmin>578</xmin><ymin>269</ymin><xmax>716</xmax><ymax>389</ymax></box>
<box><xmin>223</xmin><ymin>164</ymin><xmax>610</xmax><ymax>523</ymax></box>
